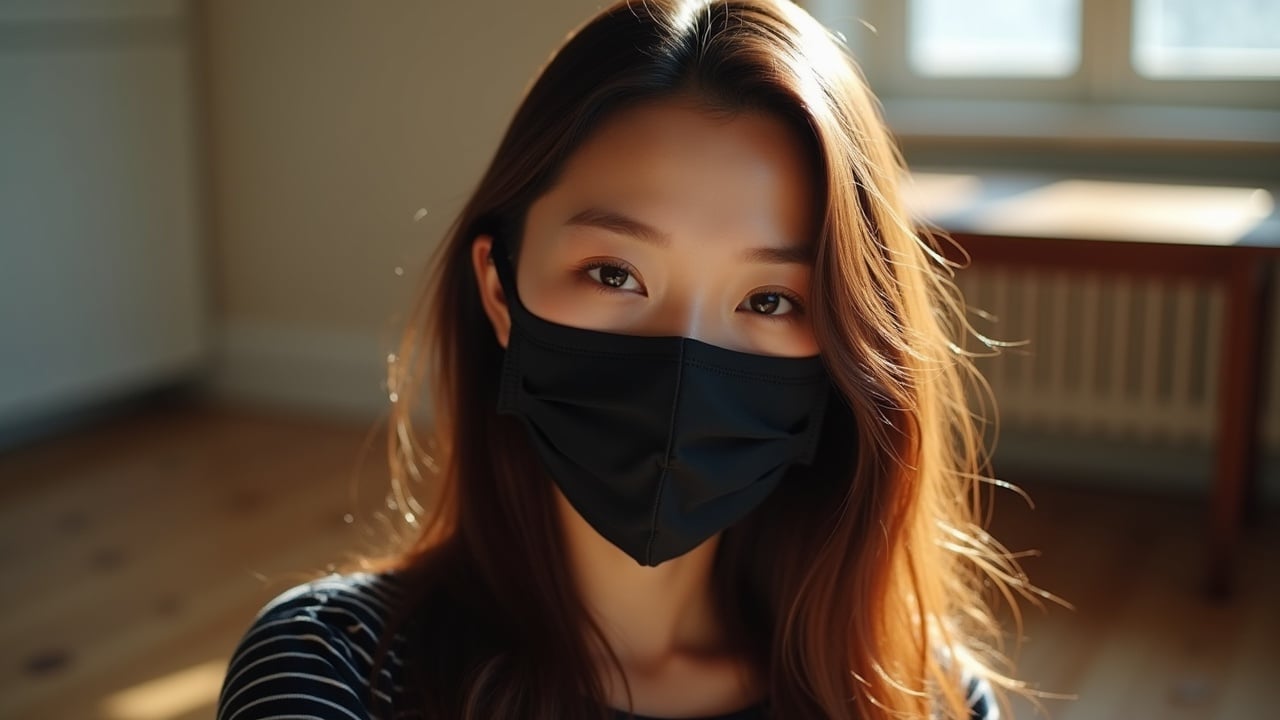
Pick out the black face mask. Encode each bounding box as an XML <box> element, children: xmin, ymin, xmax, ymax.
<box><xmin>490</xmin><ymin>236</ymin><xmax>832</xmax><ymax>566</ymax></box>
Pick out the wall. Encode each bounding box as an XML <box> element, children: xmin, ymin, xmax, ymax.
<box><xmin>200</xmin><ymin>0</ymin><xmax>603</xmax><ymax>416</ymax></box>
<box><xmin>0</xmin><ymin>0</ymin><xmax>208</xmax><ymax>443</ymax></box>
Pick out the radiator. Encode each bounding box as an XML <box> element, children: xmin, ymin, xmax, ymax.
<box><xmin>953</xmin><ymin>268</ymin><xmax>1280</xmax><ymax>449</ymax></box>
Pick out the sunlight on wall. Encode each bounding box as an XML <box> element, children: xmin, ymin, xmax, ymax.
<box><xmin>101</xmin><ymin>658</ymin><xmax>226</xmax><ymax>720</ymax></box>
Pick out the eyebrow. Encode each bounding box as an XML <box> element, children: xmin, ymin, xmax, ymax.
<box><xmin>564</xmin><ymin>205</ymin><xmax>813</xmax><ymax>265</ymax></box>
<box><xmin>743</xmin><ymin>245</ymin><xmax>813</xmax><ymax>266</ymax></box>
<box><xmin>565</xmin><ymin>207</ymin><xmax>670</xmax><ymax>247</ymax></box>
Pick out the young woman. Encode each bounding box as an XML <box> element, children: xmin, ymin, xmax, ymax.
<box><xmin>216</xmin><ymin>1</ymin><xmax>1036</xmax><ymax>718</ymax></box>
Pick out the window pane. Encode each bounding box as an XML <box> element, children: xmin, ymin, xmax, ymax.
<box><xmin>908</xmin><ymin>0</ymin><xmax>1080</xmax><ymax>77</ymax></box>
<box><xmin>1134</xmin><ymin>0</ymin><xmax>1280</xmax><ymax>78</ymax></box>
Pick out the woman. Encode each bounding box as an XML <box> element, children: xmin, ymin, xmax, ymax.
<box><xmin>216</xmin><ymin>0</ymin><xmax>1036</xmax><ymax>718</ymax></box>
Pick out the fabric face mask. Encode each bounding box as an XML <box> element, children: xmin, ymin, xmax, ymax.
<box><xmin>490</xmin><ymin>236</ymin><xmax>832</xmax><ymax>566</ymax></box>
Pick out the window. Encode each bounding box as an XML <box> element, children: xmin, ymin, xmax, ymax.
<box><xmin>908</xmin><ymin>0</ymin><xmax>1081</xmax><ymax>78</ymax></box>
<box><xmin>1133</xmin><ymin>0</ymin><xmax>1280</xmax><ymax>78</ymax></box>
<box><xmin>806</xmin><ymin>0</ymin><xmax>1280</xmax><ymax>112</ymax></box>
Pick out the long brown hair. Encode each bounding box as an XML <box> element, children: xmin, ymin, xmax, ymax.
<box><xmin>353</xmin><ymin>1</ymin><xmax>1039</xmax><ymax>717</ymax></box>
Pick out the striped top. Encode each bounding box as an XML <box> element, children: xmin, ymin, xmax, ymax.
<box><xmin>216</xmin><ymin>572</ymin><xmax>998</xmax><ymax>720</ymax></box>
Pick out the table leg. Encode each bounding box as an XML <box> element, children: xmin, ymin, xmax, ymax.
<box><xmin>1208</xmin><ymin>258</ymin><xmax>1267</xmax><ymax>598</ymax></box>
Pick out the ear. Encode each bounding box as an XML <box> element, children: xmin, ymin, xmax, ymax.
<box><xmin>471</xmin><ymin>235</ymin><xmax>511</xmax><ymax>348</ymax></box>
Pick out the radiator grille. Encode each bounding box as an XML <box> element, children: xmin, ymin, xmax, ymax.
<box><xmin>955</xmin><ymin>268</ymin><xmax>1280</xmax><ymax>448</ymax></box>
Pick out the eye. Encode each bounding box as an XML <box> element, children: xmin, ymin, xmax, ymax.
<box><xmin>738</xmin><ymin>290</ymin><xmax>801</xmax><ymax>318</ymax></box>
<box><xmin>584</xmin><ymin>261</ymin><xmax>644</xmax><ymax>293</ymax></box>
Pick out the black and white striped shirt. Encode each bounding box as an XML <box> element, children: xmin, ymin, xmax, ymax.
<box><xmin>216</xmin><ymin>572</ymin><xmax>998</xmax><ymax>720</ymax></box>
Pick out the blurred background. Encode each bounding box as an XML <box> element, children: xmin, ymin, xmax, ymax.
<box><xmin>0</xmin><ymin>1</ymin><xmax>1277</xmax><ymax>718</ymax></box>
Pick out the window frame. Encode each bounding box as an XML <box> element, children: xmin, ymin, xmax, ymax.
<box><xmin>803</xmin><ymin>0</ymin><xmax>1280</xmax><ymax>146</ymax></box>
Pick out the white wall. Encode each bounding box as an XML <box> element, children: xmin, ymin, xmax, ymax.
<box><xmin>0</xmin><ymin>0</ymin><xmax>208</xmax><ymax>434</ymax></box>
<box><xmin>201</xmin><ymin>0</ymin><xmax>605</xmax><ymax>416</ymax></box>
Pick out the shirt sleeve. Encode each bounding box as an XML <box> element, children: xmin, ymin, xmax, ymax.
<box><xmin>215</xmin><ymin>583</ymin><xmax>377</xmax><ymax>720</ymax></box>
<box><xmin>964</xmin><ymin>671</ymin><xmax>1000</xmax><ymax>720</ymax></box>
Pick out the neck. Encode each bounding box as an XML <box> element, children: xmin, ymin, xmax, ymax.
<box><xmin>553</xmin><ymin>486</ymin><xmax>726</xmax><ymax>671</ymax></box>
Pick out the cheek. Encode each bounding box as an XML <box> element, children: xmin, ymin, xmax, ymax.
<box><xmin>517</xmin><ymin>262</ymin><xmax>620</xmax><ymax>331</ymax></box>
<box><xmin>526</xmin><ymin>291</ymin><xmax>593</xmax><ymax>326</ymax></box>
<box><xmin>791</xmin><ymin>329</ymin><xmax>821</xmax><ymax>357</ymax></box>
<box><xmin>750</xmin><ymin>320</ymin><xmax>820</xmax><ymax>358</ymax></box>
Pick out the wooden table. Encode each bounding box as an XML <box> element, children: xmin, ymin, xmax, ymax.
<box><xmin>904</xmin><ymin>170</ymin><xmax>1280</xmax><ymax>596</ymax></box>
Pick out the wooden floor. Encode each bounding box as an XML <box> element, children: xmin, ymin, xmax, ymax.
<box><xmin>0</xmin><ymin>402</ymin><xmax>1276</xmax><ymax>719</ymax></box>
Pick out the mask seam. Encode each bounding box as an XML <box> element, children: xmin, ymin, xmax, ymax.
<box><xmin>645</xmin><ymin>338</ymin><xmax>686</xmax><ymax>566</ymax></box>
<box><xmin>799</xmin><ymin>381</ymin><xmax>833</xmax><ymax>462</ymax></box>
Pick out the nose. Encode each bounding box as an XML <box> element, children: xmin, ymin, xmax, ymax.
<box><xmin>650</xmin><ymin>290</ymin><xmax>740</xmax><ymax>351</ymax></box>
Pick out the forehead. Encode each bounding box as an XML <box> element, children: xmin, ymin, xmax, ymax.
<box><xmin>542</xmin><ymin>98</ymin><xmax>820</xmax><ymax>247</ymax></box>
